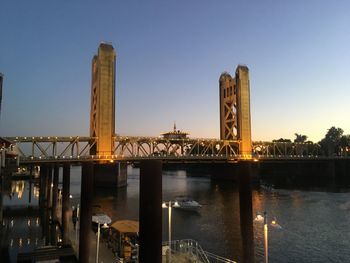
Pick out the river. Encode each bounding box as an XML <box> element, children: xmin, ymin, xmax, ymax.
<box><xmin>2</xmin><ymin>166</ymin><xmax>350</xmax><ymax>262</ymax></box>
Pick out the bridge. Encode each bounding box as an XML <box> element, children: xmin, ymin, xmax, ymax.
<box><xmin>1</xmin><ymin>43</ymin><xmax>349</xmax><ymax>263</ymax></box>
<box><xmin>2</xmin><ymin>136</ymin><xmax>323</xmax><ymax>165</ymax></box>
<box><xmin>0</xmin><ymin>42</ymin><xmax>327</xmax><ymax>166</ymax></box>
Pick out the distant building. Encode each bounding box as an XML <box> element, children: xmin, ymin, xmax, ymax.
<box><xmin>161</xmin><ymin>123</ymin><xmax>189</xmax><ymax>139</ymax></box>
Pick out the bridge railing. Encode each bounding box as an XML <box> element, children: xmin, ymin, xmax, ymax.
<box><xmin>113</xmin><ymin>136</ymin><xmax>239</xmax><ymax>158</ymax></box>
<box><xmin>4</xmin><ymin>136</ymin><xmax>240</xmax><ymax>163</ymax></box>
<box><xmin>4</xmin><ymin>136</ymin><xmax>341</xmax><ymax>164</ymax></box>
<box><xmin>4</xmin><ymin>136</ymin><xmax>95</xmax><ymax>160</ymax></box>
<box><xmin>253</xmin><ymin>141</ymin><xmax>321</xmax><ymax>158</ymax></box>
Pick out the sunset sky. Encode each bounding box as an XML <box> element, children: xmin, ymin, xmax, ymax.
<box><xmin>1</xmin><ymin>1</ymin><xmax>349</xmax><ymax>142</ymax></box>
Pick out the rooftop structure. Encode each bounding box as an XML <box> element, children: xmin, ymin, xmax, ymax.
<box><xmin>161</xmin><ymin>123</ymin><xmax>189</xmax><ymax>140</ymax></box>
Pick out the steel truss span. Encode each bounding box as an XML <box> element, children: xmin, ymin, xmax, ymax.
<box><xmin>2</xmin><ymin>136</ymin><xmax>346</xmax><ymax>164</ymax></box>
<box><xmin>3</xmin><ymin>136</ymin><xmax>240</xmax><ymax>164</ymax></box>
<box><xmin>252</xmin><ymin>141</ymin><xmax>321</xmax><ymax>158</ymax></box>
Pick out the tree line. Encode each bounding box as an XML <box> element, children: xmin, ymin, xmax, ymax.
<box><xmin>273</xmin><ymin>126</ymin><xmax>350</xmax><ymax>156</ymax></box>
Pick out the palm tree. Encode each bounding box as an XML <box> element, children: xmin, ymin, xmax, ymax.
<box><xmin>294</xmin><ymin>133</ymin><xmax>308</xmax><ymax>143</ymax></box>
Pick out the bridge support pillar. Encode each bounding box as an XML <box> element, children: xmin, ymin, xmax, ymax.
<box><xmin>238</xmin><ymin>161</ymin><xmax>255</xmax><ymax>263</ymax></box>
<box><xmin>38</xmin><ymin>165</ymin><xmax>50</xmax><ymax>246</ymax></box>
<box><xmin>43</xmin><ymin>167</ymin><xmax>50</xmax><ymax>208</ymax></box>
<box><xmin>0</xmin><ymin>176</ymin><xmax>3</xmax><ymax>225</ymax></box>
<box><xmin>52</xmin><ymin>165</ymin><xmax>59</xmax><ymax>222</ymax></box>
<box><xmin>28</xmin><ymin>166</ymin><xmax>33</xmax><ymax>204</ymax></box>
<box><xmin>62</xmin><ymin>164</ymin><xmax>70</xmax><ymax>246</ymax></box>
<box><xmin>1</xmin><ymin>149</ymin><xmax>5</xmax><ymax>168</ymax></box>
<box><xmin>46</xmin><ymin>166</ymin><xmax>53</xmax><ymax>209</ymax></box>
<box><xmin>93</xmin><ymin>162</ymin><xmax>127</xmax><ymax>188</ymax></box>
<box><xmin>39</xmin><ymin>165</ymin><xmax>47</xmax><ymax>208</ymax></box>
<box><xmin>139</xmin><ymin>160</ymin><xmax>162</xmax><ymax>263</ymax></box>
<box><xmin>79</xmin><ymin>163</ymin><xmax>94</xmax><ymax>263</ymax></box>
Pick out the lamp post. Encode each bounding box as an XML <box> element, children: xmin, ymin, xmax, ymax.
<box><xmin>255</xmin><ymin>211</ymin><xmax>269</xmax><ymax>263</ymax></box>
<box><xmin>92</xmin><ymin>214</ymin><xmax>111</xmax><ymax>263</ymax></box>
<box><xmin>95</xmin><ymin>222</ymin><xmax>109</xmax><ymax>263</ymax></box>
<box><xmin>75</xmin><ymin>204</ymin><xmax>80</xmax><ymax>242</ymax></box>
<box><xmin>162</xmin><ymin>201</ymin><xmax>179</xmax><ymax>263</ymax></box>
<box><xmin>263</xmin><ymin>212</ymin><xmax>268</xmax><ymax>263</ymax></box>
<box><xmin>255</xmin><ymin>211</ymin><xmax>281</xmax><ymax>263</ymax></box>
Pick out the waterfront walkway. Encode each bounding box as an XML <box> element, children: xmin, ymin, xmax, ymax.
<box><xmin>56</xmin><ymin>198</ymin><xmax>116</xmax><ymax>263</ymax></box>
<box><xmin>58</xmin><ymin>201</ymin><xmax>231</xmax><ymax>262</ymax></box>
<box><xmin>68</xmin><ymin>220</ymin><xmax>116</xmax><ymax>263</ymax></box>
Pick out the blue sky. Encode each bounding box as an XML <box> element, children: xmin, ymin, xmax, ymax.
<box><xmin>0</xmin><ymin>0</ymin><xmax>349</xmax><ymax>142</ymax></box>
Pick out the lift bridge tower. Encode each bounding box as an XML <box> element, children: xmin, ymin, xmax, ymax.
<box><xmin>90</xmin><ymin>43</ymin><xmax>127</xmax><ymax>187</ymax></box>
<box><xmin>219</xmin><ymin>65</ymin><xmax>252</xmax><ymax>157</ymax></box>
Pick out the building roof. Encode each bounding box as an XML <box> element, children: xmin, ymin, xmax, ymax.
<box><xmin>111</xmin><ymin>220</ymin><xmax>139</xmax><ymax>234</ymax></box>
<box><xmin>219</xmin><ymin>72</ymin><xmax>232</xmax><ymax>82</ymax></box>
<box><xmin>161</xmin><ymin>123</ymin><xmax>189</xmax><ymax>138</ymax></box>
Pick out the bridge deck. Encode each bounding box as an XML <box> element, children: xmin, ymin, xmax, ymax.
<box><xmin>1</xmin><ymin>136</ymin><xmax>349</xmax><ymax>165</ymax></box>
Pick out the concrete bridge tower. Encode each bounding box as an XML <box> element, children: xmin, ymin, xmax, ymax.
<box><xmin>219</xmin><ymin>65</ymin><xmax>252</xmax><ymax>156</ymax></box>
<box><xmin>90</xmin><ymin>43</ymin><xmax>127</xmax><ymax>187</ymax></box>
<box><xmin>90</xmin><ymin>43</ymin><xmax>116</xmax><ymax>155</ymax></box>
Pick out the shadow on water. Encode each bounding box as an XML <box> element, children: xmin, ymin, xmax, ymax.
<box><xmin>261</xmin><ymin>173</ymin><xmax>350</xmax><ymax>193</ymax></box>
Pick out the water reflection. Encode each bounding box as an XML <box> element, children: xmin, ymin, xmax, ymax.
<box><xmin>2</xmin><ymin>216</ymin><xmax>45</xmax><ymax>261</ymax></box>
<box><xmin>92</xmin><ymin>169</ymin><xmax>350</xmax><ymax>263</ymax></box>
<box><xmin>11</xmin><ymin>181</ymin><xmax>25</xmax><ymax>199</ymax></box>
<box><xmin>3</xmin><ymin>180</ymin><xmax>39</xmax><ymax>206</ymax></box>
<box><xmin>0</xmin><ymin>178</ymin><xmax>56</xmax><ymax>262</ymax></box>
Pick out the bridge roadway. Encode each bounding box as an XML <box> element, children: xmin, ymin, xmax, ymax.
<box><xmin>2</xmin><ymin>135</ymin><xmax>348</xmax><ymax>165</ymax></box>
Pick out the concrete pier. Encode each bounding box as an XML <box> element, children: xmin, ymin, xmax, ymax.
<box><xmin>139</xmin><ymin>160</ymin><xmax>162</xmax><ymax>263</ymax></box>
<box><xmin>0</xmin><ymin>175</ymin><xmax>3</xmax><ymax>225</ymax></box>
<box><xmin>28</xmin><ymin>166</ymin><xmax>33</xmax><ymax>204</ymax></box>
<box><xmin>238</xmin><ymin>161</ymin><xmax>255</xmax><ymax>263</ymax></box>
<box><xmin>62</xmin><ymin>164</ymin><xmax>70</xmax><ymax>246</ymax></box>
<box><xmin>52</xmin><ymin>165</ymin><xmax>59</xmax><ymax>222</ymax></box>
<box><xmin>93</xmin><ymin>162</ymin><xmax>127</xmax><ymax>188</ymax></box>
<box><xmin>79</xmin><ymin>163</ymin><xmax>94</xmax><ymax>263</ymax></box>
<box><xmin>47</xmin><ymin>166</ymin><xmax>53</xmax><ymax>209</ymax></box>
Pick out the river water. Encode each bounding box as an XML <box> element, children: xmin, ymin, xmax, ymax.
<box><xmin>2</xmin><ymin>166</ymin><xmax>350</xmax><ymax>262</ymax></box>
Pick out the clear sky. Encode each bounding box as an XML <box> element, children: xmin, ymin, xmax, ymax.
<box><xmin>0</xmin><ymin>0</ymin><xmax>349</xmax><ymax>142</ymax></box>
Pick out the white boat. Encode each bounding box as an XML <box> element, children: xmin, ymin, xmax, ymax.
<box><xmin>173</xmin><ymin>197</ymin><xmax>202</xmax><ymax>211</ymax></box>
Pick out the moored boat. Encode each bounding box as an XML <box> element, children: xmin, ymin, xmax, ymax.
<box><xmin>173</xmin><ymin>197</ymin><xmax>202</xmax><ymax>211</ymax></box>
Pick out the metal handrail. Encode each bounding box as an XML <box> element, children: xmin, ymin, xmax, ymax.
<box><xmin>164</xmin><ymin>239</ymin><xmax>209</xmax><ymax>262</ymax></box>
<box><xmin>163</xmin><ymin>239</ymin><xmax>236</xmax><ymax>263</ymax></box>
<box><xmin>203</xmin><ymin>250</ymin><xmax>237</xmax><ymax>263</ymax></box>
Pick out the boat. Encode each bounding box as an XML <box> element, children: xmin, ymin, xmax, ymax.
<box><xmin>173</xmin><ymin>197</ymin><xmax>202</xmax><ymax>211</ymax></box>
<box><xmin>260</xmin><ymin>180</ymin><xmax>275</xmax><ymax>193</ymax></box>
